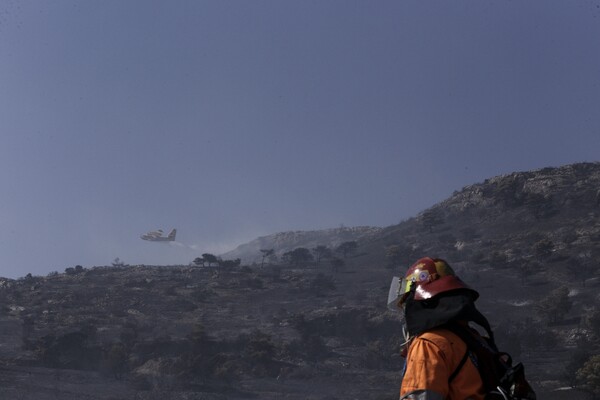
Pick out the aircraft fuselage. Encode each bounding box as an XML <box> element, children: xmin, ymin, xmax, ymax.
<box><xmin>140</xmin><ymin>228</ymin><xmax>176</xmax><ymax>241</ymax></box>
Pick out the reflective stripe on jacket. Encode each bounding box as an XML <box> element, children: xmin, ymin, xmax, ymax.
<box><xmin>400</xmin><ymin>328</ymin><xmax>485</xmax><ymax>400</ymax></box>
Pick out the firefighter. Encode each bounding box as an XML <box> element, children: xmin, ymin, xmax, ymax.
<box><xmin>388</xmin><ymin>257</ymin><xmax>493</xmax><ymax>400</ymax></box>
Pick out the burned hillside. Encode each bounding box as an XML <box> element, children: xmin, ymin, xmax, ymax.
<box><xmin>1</xmin><ymin>162</ymin><xmax>600</xmax><ymax>399</ymax></box>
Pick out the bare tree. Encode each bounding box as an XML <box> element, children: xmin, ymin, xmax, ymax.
<box><xmin>312</xmin><ymin>245</ymin><xmax>333</xmax><ymax>265</ymax></box>
<box><xmin>260</xmin><ymin>249</ymin><xmax>274</xmax><ymax>268</ymax></box>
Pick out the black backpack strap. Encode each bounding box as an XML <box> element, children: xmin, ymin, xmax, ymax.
<box><xmin>444</xmin><ymin>323</ymin><xmax>483</xmax><ymax>385</ymax></box>
<box><xmin>444</xmin><ymin>322</ymin><xmax>480</xmax><ymax>351</ymax></box>
<box><xmin>448</xmin><ymin>348</ymin><xmax>470</xmax><ymax>383</ymax></box>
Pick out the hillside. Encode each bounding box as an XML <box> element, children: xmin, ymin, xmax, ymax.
<box><xmin>1</xmin><ymin>162</ymin><xmax>600</xmax><ymax>399</ymax></box>
<box><xmin>220</xmin><ymin>226</ymin><xmax>382</xmax><ymax>264</ymax></box>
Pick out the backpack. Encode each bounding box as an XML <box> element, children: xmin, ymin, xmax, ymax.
<box><xmin>445</xmin><ymin>323</ymin><xmax>537</xmax><ymax>400</ymax></box>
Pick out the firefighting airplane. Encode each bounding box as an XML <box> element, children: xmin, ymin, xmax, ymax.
<box><xmin>140</xmin><ymin>228</ymin><xmax>177</xmax><ymax>242</ymax></box>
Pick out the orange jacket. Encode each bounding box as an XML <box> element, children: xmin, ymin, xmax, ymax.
<box><xmin>400</xmin><ymin>328</ymin><xmax>485</xmax><ymax>400</ymax></box>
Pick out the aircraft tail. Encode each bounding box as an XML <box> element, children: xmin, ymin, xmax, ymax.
<box><xmin>168</xmin><ymin>229</ymin><xmax>177</xmax><ymax>240</ymax></box>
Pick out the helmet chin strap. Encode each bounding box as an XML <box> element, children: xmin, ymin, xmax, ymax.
<box><xmin>401</xmin><ymin>323</ymin><xmax>411</xmax><ymax>347</ymax></box>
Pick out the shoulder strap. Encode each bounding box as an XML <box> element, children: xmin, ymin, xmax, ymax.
<box><xmin>448</xmin><ymin>348</ymin><xmax>470</xmax><ymax>383</ymax></box>
<box><xmin>444</xmin><ymin>323</ymin><xmax>478</xmax><ymax>384</ymax></box>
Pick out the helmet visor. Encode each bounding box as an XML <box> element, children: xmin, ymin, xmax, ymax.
<box><xmin>387</xmin><ymin>276</ymin><xmax>412</xmax><ymax>311</ymax></box>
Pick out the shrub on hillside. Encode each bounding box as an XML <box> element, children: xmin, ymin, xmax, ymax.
<box><xmin>36</xmin><ymin>331</ymin><xmax>102</xmax><ymax>370</ymax></box>
<box><xmin>101</xmin><ymin>343</ymin><xmax>129</xmax><ymax>380</ymax></box>
<box><xmin>533</xmin><ymin>239</ymin><xmax>555</xmax><ymax>258</ymax></box>
<box><xmin>534</xmin><ymin>286</ymin><xmax>572</xmax><ymax>325</ymax></box>
<box><xmin>309</xmin><ymin>273</ymin><xmax>336</xmax><ymax>296</ymax></box>
<box><xmin>234</xmin><ymin>330</ymin><xmax>284</xmax><ymax>378</ymax></box>
<box><xmin>576</xmin><ymin>354</ymin><xmax>600</xmax><ymax>397</ymax></box>
<box><xmin>584</xmin><ymin>309</ymin><xmax>600</xmax><ymax>338</ymax></box>
<box><xmin>493</xmin><ymin>177</ymin><xmax>526</xmax><ymax>208</ymax></box>
<box><xmin>220</xmin><ymin>258</ymin><xmax>241</xmax><ymax>268</ymax></box>
<box><xmin>283</xmin><ymin>247</ymin><xmax>314</xmax><ymax>267</ymax></box>
<box><xmin>244</xmin><ymin>331</ymin><xmax>276</xmax><ymax>363</ymax></box>
<box><xmin>563</xmin><ymin>342</ymin><xmax>591</xmax><ymax>387</ymax></box>
<box><xmin>421</xmin><ymin>209</ymin><xmax>445</xmax><ymax>232</ymax></box>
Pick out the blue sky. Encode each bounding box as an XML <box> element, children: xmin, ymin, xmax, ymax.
<box><xmin>1</xmin><ymin>1</ymin><xmax>599</xmax><ymax>278</ymax></box>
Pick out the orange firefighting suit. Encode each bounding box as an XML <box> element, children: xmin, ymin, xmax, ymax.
<box><xmin>400</xmin><ymin>328</ymin><xmax>485</xmax><ymax>400</ymax></box>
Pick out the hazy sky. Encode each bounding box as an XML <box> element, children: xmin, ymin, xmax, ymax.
<box><xmin>1</xmin><ymin>1</ymin><xmax>599</xmax><ymax>278</ymax></box>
